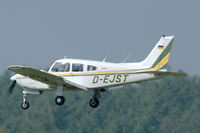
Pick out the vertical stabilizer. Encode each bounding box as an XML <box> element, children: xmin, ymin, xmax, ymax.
<box><xmin>141</xmin><ymin>35</ymin><xmax>174</xmax><ymax>70</ymax></box>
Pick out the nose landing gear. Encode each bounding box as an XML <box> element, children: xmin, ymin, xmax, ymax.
<box><xmin>21</xmin><ymin>93</ymin><xmax>29</xmax><ymax>110</ymax></box>
<box><xmin>21</xmin><ymin>101</ymin><xmax>29</xmax><ymax>110</ymax></box>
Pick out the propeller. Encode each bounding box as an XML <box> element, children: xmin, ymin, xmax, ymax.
<box><xmin>9</xmin><ymin>80</ymin><xmax>16</xmax><ymax>94</ymax></box>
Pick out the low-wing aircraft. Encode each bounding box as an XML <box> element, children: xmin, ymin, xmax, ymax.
<box><xmin>7</xmin><ymin>35</ymin><xmax>187</xmax><ymax>110</ymax></box>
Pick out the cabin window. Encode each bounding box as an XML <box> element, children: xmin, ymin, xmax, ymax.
<box><xmin>51</xmin><ymin>62</ymin><xmax>70</xmax><ymax>72</ymax></box>
<box><xmin>87</xmin><ymin>65</ymin><xmax>97</xmax><ymax>71</ymax></box>
<box><xmin>72</xmin><ymin>64</ymin><xmax>84</xmax><ymax>72</ymax></box>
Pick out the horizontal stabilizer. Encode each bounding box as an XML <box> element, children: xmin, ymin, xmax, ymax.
<box><xmin>136</xmin><ymin>70</ymin><xmax>188</xmax><ymax>77</ymax></box>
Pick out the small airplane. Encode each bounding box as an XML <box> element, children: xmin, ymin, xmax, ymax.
<box><xmin>7</xmin><ymin>35</ymin><xmax>187</xmax><ymax>110</ymax></box>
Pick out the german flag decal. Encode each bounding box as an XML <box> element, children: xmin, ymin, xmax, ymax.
<box><xmin>158</xmin><ymin>45</ymin><xmax>164</xmax><ymax>49</ymax></box>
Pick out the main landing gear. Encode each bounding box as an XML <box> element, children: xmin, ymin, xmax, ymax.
<box><xmin>55</xmin><ymin>85</ymin><xmax>65</xmax><ymax>106</ymax></box>
<box><xmin>55</xmin><ymin>96</ymin><xmax>65</xmax><ymax>105</ymax></box>
<box><xmin>89</xmin><ymin>97</ymin><xmax>99</xmax><ymax>108</ymax></box>
<box><xmin>89</xmin><ymin>89</ymin><xmax>101</xmax><ymax>108</ymax></box>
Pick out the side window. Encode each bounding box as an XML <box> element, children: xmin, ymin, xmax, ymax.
<box><xmin>51</xmin><ymin>62</ymin><xmax>70</xmax><ymax>72</ymax></box>
<box><xmin>72</xmin><ymin>64</ymin><xmax>83</xmax><ymax>72</ymax></box>
<box><xmin>87</xmin><ymin>65</ymin><xmax>97</xmax><ymax>71</ymax></box>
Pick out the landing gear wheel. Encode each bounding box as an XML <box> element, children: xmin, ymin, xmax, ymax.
<box><xmin>21</xmin><ymin>101</ymin><xmax>29</xmax><ymax>110</ymax></box>
<box><xmin>55</xmin><ymin>96</ymin><xmax>65</xmax><ymax>105</ymax></box>
<box><xmin>89</xmin><ymin>98</ymin><xmax>99</xmax><ymax>108</ymax></box>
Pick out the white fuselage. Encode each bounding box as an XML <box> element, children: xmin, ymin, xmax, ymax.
<box><xmin>13</xmin><ymin>58</ymin><xmax>162</xmax><ymax>91</ymax></box>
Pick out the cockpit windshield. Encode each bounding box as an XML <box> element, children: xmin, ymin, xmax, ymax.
<box><xmin>51</xmin><ymin>62</ymin><xmax>70</xmax><ymax>72</ymax></box>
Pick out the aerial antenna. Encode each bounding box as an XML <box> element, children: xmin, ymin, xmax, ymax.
<box><xmin>122</xmin><ymin>53</ymin><xmax>131</xmax><ymax>63</ymax></box>
<box><xmin>102</xmin><ymin>54</ymin><xmax>109</xmax><ymax>62</ymax></box>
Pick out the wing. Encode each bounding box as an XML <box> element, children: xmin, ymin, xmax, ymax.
<box><xmin>7</xmin><ymin>65</ymin><xmax>87</xmax><ymax>90</ymax></box>
<box><xmin>136</xmin><ymin>70</ymin><xmax>188</xmax><ymax>77</ymax></box>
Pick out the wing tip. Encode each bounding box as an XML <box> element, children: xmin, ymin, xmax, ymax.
<box><xmin>7</xmin><ymin>65</ymin><xmax>27</xmax><ymax>70</ymax></box>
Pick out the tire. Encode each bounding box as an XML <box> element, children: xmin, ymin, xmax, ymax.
<box><xmin>100</xmin><ymin>88</ymin><xmax>106</xmax><ymax>92</ymax></box>
<box><xmin>55</xmin><ymin>96</ymin><xmax>65</xmax><ymax>105</ymax></box>
<box><xmin>21</xmin><ymin>101</ymin><xmax>29</xmax><ymax>110</ymax></box>
<box><xmin>89</xmin><ymin>98</ymin><xmax>99</xmax><ymax>108</ymax></box>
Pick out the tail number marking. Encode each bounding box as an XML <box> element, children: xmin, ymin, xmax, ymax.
<box><xmin>93</xmin><ymin>75</ymin><xmax>129</xmax><ymax>84</ymax></box>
